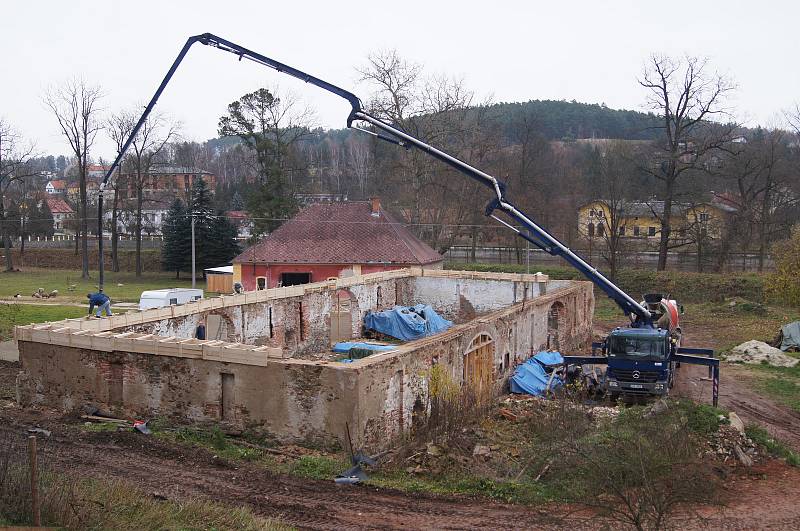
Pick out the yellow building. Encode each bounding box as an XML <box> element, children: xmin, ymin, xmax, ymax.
<box><xmin>578</xmin><ymin>200</ymin><xmax>735</xmax><ymax>242</ymax></box>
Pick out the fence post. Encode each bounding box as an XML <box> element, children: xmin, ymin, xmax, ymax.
<box><xmin>28</xmin><ymin>435</ymin><xmax>40</xmax><ymax>526</ymax></box>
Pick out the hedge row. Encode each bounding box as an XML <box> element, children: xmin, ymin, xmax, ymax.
<box><xmin>445</xmin><ymin>262</ymin><xmax>766</xmax><ymax>304</ymax></box>
<box><xmin>8</xmin><ymin>249</ymin><xmax>163</xmax><ymax>272</ymax></box>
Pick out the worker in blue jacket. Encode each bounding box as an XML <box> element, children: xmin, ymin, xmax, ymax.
<box><xmin>87</xmin><ymin>291</ymin><xmax>112</xmax><ymax>318</ymax></box>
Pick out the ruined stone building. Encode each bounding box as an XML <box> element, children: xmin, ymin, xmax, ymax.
<box><xmin>15</xmin><ymin>269</ymin><xmax>593</xmax><ymax>449</ymax></box>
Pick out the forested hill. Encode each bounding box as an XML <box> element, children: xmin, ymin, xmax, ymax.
<box><xmin>208</xmin><ymin>99</ymin><xmax>664</xmax><ymax>154</ymax></box>
<box><xmin>486</xmin><ymin>100</ymin><xmax>663</xmax><ymax>142</ymax></box>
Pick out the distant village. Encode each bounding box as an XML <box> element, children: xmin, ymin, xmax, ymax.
<box><xmin>36</xmin><ymin>164</ymin><xmax>254</xmax><ymax>239</ymax></box>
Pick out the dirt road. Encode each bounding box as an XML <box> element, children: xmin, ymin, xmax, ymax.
<box><xmin>672</xmin><ymin>324</ymin><xmax>800</xmax><ymax>452</ymax></box>
<box><xmin>1</xmin><ymin>408</ymin><xmax>798</xmax><ymax>530</ymax></box>
<box><xmin>3</xmin><ymin>356</ymin><xmax>800</xmax><ymax>530</ymax></box>
<box><xmin>0</xmin><ymin>409</ymin><xmax>566</xmax><ymax>530</ymax></box>
<box><xmin>674</xmin><ymin>362</ymin><xmax>800</xmax><ymax>452</ymax></box>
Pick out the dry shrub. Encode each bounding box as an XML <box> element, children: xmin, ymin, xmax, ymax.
<box><xmin>0</xmin><ymin>433</ymin><xmax>76</xmax><ymax>526</ymax></box>
<box><xmin>391</xmin><ymin>365</ymin><xmax>493</xmax><ymax>460</ymax></box>
<box><xmin>766</xmin><ymin>225</ymin><xmax>800</xmax><ymax>307</ymax></box>
<box><xmin>552</xmin><ymin>405</ymin><xmax>720</xmax><ymax>531</ymax></box>
<box><xmin>0</xmin><ymin>432</ymin><xmax>283</xmax><ymax>530</ymax></box>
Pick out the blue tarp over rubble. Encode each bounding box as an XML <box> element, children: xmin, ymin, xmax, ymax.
<box><xmin>363</xmin><ymin>305</ymin><xmax>453</xmax><ymax>341</ymax></box>
<box><xmin>332</xmin><ymin>342</ymin><xmax>396</xmax><ymax>353</ymax></box>
<box><xmin>510</xmin><ymin>351</ymin><xmax>564</xmax><ymax>396</ymax></box>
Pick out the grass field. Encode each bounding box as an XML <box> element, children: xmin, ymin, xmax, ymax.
<box><xmin>0</xmin><ymin>268</ymin><xmax>196</xmax><ymax>303</ymax></box>
<box><xmin>0</xmin><ymin>304</ymin><xmax>87</xmax><ymax>341</ymax></box>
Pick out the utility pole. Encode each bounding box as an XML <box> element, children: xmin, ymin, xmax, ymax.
<box><xmin>98</xmin><ymin>187</ymin><xmax>105</xmax><ymax>291</ymax></box>
<box><xmin>191</xmin><ymin>212</ymin><xmax>196</xmax><ymax>289</ymax></box>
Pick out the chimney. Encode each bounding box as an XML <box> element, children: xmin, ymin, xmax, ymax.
<box><xmin>370</xmin><ymin>197</ymin><xmax>381</xmax><ymax>217</ymax></box>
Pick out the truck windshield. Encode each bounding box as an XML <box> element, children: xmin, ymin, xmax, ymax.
<box><xmin>608</xmin><ymin>336</ymin><xmax>665</xmax><ymax>360</ymax></box>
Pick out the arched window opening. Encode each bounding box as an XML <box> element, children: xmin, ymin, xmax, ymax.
<box><xmin>464</xmin><ymin>333</ymin><xmax>494</xmax><ymax>401</ymax></box>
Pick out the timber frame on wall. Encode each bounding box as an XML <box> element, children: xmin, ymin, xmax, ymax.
<box><xmin>15</xmin><ymin>268</ymin><xmax>595</xmax><ymax>450</ymax></box>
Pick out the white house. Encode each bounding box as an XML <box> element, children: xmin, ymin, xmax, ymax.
<box><xmin>45</xmin><ymin>180</ymin><xmax>66</xmax><ymax>195</ymax></box>
<box><xmin>46</xmin><ymin>197</ymin><xmax>74</xmax><ymax>234</ymax></box>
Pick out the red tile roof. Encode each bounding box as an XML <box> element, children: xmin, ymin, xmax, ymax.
<box><xmin>46</xmin><ymin>197</ymin><xmax>74</xmax><ymax>214</ymax></box>
<box><xmin>47</xmin><ymin>180</ymin><xmax>66</xmax><ymax>190</ymax></box>
<box><xmin>233</xmin><ymin>201</ymin><xmax>442</xmax><ymax>265</ymax></box>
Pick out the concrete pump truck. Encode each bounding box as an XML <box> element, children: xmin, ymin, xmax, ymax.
<box><xmin>94</xmin><ymin>33</ymin><xmax>721</xmax><ymax>406</ymax></box>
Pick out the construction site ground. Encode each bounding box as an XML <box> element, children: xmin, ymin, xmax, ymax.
<box><xmin>2</xmin><ymin>355</ymin><xmax>800</xmax><ymax>530</ymax></box>
<box><xmin>1</xmin><ymin>293</ymin><xmax>799</xmax><ymax>528</ymax></box>
<box><xmin>595</xmin><ymin>302</ymin><xmax>800</xmax><ymax>453</ymax></box>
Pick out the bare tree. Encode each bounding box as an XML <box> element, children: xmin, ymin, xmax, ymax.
<box><xmin>105</xmin><ymin>110</ymin><xmax>135</xmax><ymax>272</ymax></box>
<box><xmin>357</xmin><ymin>50</ymin><xmax>422</xmax><ymax>124</ymax></box>
<box><xmin>639</xmin><ymin>55</ymin><xmax>738</xmax><ymax>270</ymax></box>
<box><xmin>0</xmin><ymin>119</ymin><xmax>36</xmax><ymax>271</ymax></box>
<box><xmin>716</xmin><ymin>129</ymin><xmax>791</xmax><ymax>271</ymax></box>
<box><xmin>127</xmin><ymin>112</ymin><xmax>179</xmax><ymax>277</ymax></box>
<box><xmin>44</xmin><ymin>80</ymin><xmax>103</xmax><ymax>279</ymax></box>
<box><xmin>582</xmin><ymin>143</ymin><xmax>639</xmax><ymax>281</ymax></box>
<box><xmin>358</xmin><ymin>50</ymin><xmax>488</xmax><ymax>246</ymax></box>
<box><xmin>345</xmin><ymin>135</ymin><xmax>372</xmax><ymax>198</ymax></box>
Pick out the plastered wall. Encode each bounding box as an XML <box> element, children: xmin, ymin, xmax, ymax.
<box><xmin>15</xmin><ymin>270</ymin><xmax>593</xmax><ymax>450</ymax></box>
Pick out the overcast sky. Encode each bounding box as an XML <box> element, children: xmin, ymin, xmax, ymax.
<box><xmin>2</xmin><ymin>0</ymin><xmax>798</xmax><ymax>159</ymax></box>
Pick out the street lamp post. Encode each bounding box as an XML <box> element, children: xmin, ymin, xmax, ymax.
<box><xmin>191</xmin><ymin>212</ymin><xmax>196</xmax><ymax>289</ymax></box>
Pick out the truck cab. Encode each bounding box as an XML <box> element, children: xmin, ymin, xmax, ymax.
<box><xmin>604</xmin><ymin>327</ymin><xmax>674</xmax><ymax>398</ymax></box>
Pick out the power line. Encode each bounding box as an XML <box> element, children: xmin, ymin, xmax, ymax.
<box><xmin>12</xmin><ymin>215</ymin><xmax>519</xmax><ymax>229</ymax></box>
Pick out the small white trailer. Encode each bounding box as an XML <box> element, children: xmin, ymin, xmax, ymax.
<box><xmin>139</xmin><ymin>288</ymin><xmax>203</xmax><ymax>310</ymax></box>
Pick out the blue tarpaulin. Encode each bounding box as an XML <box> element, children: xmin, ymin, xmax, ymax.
<box><xmin>363</xmin><ymin>305</ymin><xmax>453</xmax><ymax>341</ymax></box>
<box><xmin>510</xmin><ymin>351</ymin><xmax>564</xmax><ymax>396</ymax></box>
<box><xmin>779</xmin><ymin>321</ymin><xmax>800</xmax><ymax>351</ymax></box>
<box><xmin>332</xmin><ymin>342</ymin><xmax>396</xmax><ymax>353</ymax></box>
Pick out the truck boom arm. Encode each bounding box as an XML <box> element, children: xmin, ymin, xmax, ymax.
<box><xmin>97</xmin><ymin>32</ymin><xmax>652</xmax><ymax>323</ymax></box>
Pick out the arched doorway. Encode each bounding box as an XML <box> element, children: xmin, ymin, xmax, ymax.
<box><xmin>330</xmin><ymin>289</ymin><xmax>354</xmax><ymax>345</ymax></box>
<box><xmin>464</xmin><ymin>333</ymin><xmax>494</xmax><ymax>400</ymax></box>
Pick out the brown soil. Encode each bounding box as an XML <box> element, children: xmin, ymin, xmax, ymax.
<box><xmin>595</xmin><ymin>316</ymin><xmax>800</xmax><ymax>452</ymax></box>
<box><xmin>3</xmin><ymin>352</ymin><xmax>800</xmax><ymax>530</ymax></box>
<box><xmin>674</xmin><ymin>323</ymin><xmax>800</xmax><ymax>452</ymax></box>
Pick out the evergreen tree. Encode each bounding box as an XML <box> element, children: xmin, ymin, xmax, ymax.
<box><xmin>244</xmin><ymin>180</ymin><xmax>297</xmax><ymax>237</ymax></box>
<box><xmin>161</xmin><ymin>198</ymin><xmax>191</xmax><ymax>278</ymax></box>
<box><xmin>28</xmin><ymin>200</ymin><xmax>54</xmax><ymax>238</ymax></box>
<box><xmin>205</xmin><ymin>211</ymin><xmax>241</xmax><ymax>269</ymax></box>
<box><xmin>218</xmin><ymin>87</ymin><xmax>305</xmax><ymax>237</ymax></box>
<box><xmin>189</xmin><ymin>177</ymin><xmax>213</xmax><ymax>274</ymax></box>
<box><xmin>231</xmin><ymin>191</ymin><xmax>244</xmax><ymax>211</ymax></box>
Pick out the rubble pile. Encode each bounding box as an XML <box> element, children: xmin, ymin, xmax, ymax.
<box><xmin>706</xmin><ymin>412</ymin><xmax>759</xmax><ymax>467</ymax></box>
<box><xmin>403</xmin><ymin>440</ymin><xmax>476</xmax><ymax>475</ymax></box>
<box><xmin>498</xmin><ymin>394</ymin><xmax>620</xmax><ymax>425</ymax></box>
<box><xmin>726</xmin><ymin>340</ymin><xmax>799</xmax><ymax>367</ymax></box>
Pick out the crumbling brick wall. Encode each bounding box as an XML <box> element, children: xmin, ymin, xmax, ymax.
<box><xmin>350</xmin><ymin>281</ymin><xmax>593</xmax><ymax>449</ymax></box>
<box><xmin>15</xmin><ymin>271</ymin><xmax>593</xmax><ymax>451</ymax></box>
<box><xmin>16</xmin><ymin>342</ymin><xmax>360</xmax><ymax>445</ymax></box>
<box><xmin>117</xmin><ymin>276</ymin><xmax>415</xmax><ymax>358</ymax></box>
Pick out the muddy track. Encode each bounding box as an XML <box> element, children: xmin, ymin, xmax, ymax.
<box><xmin>6</xmin><ymin>356</ymin><xmax>800</xmax><ymax>529</ymax></box>
<box><xmin>673</xmin><ymin>362</ymin><xmax>800</xmax><ymax>452</ymax></box>
<box><xmin>0</xmin><ymin>412</ymin><xmax>567</xmax><ymax>531</ymax></box>
<box><xmin>4</xmin><ymin>412</ymin><xmax>800</xmax><ymax>530</ymax></box>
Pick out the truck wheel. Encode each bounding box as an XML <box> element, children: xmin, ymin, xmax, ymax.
<box><xmin>608</xmin><ymin>392</ymin><xmax>620</xmax><ymax>403</ymax></box>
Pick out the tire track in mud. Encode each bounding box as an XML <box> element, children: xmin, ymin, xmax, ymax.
<box><xmin>674</xmin><ymin>362</ymin><xmax>800</xmax><ymax>451</ymax></box>
<box><xmin>0</xmin><ymin>418</ymin><xmax>550</xmax><ymax>531</ymax></box>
